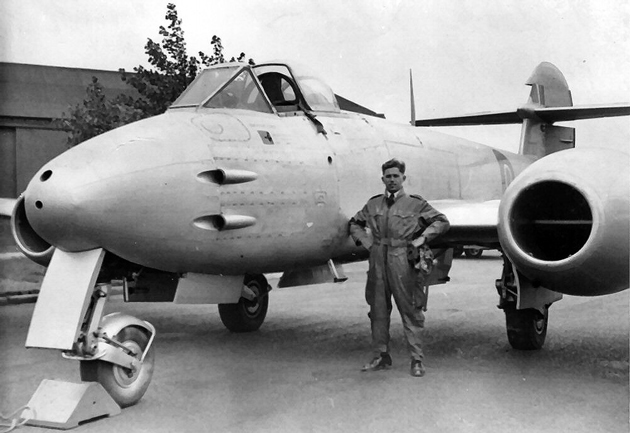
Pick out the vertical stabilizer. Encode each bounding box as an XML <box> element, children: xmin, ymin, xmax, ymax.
<box><xmin>519</xmin><ymin>62</ymin><xmax>575</xmax><ymax>158</ymax></box>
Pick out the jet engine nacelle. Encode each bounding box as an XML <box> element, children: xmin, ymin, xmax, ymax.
<box><xmin>498</xmin><ymin>148</ymin><xmax>629</xmax><ymax>296</ymax></box>
<box><xmin>11</xmin><ymin>195</ymin><xmax>54</xmax><ymax>267</ymax></box>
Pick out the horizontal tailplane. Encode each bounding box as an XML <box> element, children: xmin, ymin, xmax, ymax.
<box><xmin>414</xmin><ymin>62</ymin><xmax>630</xmax><ymax>158</ymax></box>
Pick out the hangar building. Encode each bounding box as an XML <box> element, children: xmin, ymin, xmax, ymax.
<box><xmin>0</xmin><ymin>62</ymin><xmax>137</xmax><ymax>198</ymax></box>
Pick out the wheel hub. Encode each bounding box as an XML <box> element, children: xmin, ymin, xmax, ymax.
<box><xmin>112</xmin><ymin>341</ymin><xmax>142</xmax><ymax>387</ymax></box>
<box><xmin>243</xmin><ymin>283</ymin><xmax>261</xmax><ymax>317</ymax></box>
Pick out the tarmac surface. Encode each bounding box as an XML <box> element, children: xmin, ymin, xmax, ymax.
<box><xmin>1</xmin><ymin>251</ymin><xmax>628</xmax><ymax>433</ymax></box>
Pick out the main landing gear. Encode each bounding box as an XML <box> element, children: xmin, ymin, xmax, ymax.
<box><xmin>218</xmin><ymin>274</ymin><xmax>270</xmax><ymax>332</ymax></box>
<box><xmin>453</xmin><ymin>246</ymin><xmax>484</xmax><ymax>258</ymax></box>
<box><xmin>502</xmin><ymin>303</ymin><xmax>548</xmax><ymax>350</ymax></box>
<box><xmin>495</xmin><ymin>255</ymin><xmax>554</xmax><ymax>350</ymax></box>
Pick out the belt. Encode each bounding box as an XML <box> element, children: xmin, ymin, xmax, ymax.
<box><xmin>374</xmin><ymin>238</ymin><xmax>409</xmax><ymax>247</ymax></box>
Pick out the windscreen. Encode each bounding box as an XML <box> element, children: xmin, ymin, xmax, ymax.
<box><xmin>171</xmin><ymin>66</ymin><xmax>240</xmax><ymax>108</ymax></box>
<box><xmin>296</xmin><ymin>75</ymin><xmax>340</xmax><ymax>112</ymax></box>
<box><xmin>203</xmin><ymin>69</ymin><xmax>272</xmax><ymax>113</ymax></box>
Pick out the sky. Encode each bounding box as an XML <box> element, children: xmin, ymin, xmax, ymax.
<box><xmin>1</xmin><ymin>0</ymin><xmax>629</xmax><ymax>153</ymax></box>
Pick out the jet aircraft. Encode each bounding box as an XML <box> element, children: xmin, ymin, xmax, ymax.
<box><xmin>1</xmin><ymin>60</ymin><xmax>628</xmax><ymax>408</ymax></box>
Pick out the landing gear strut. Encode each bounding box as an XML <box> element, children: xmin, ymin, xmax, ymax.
<box><xmin>79</xmin><ymin>326</ymin><xmax>155</xmax><ymax>408</ymax></box>
<box><xmin>63</xmin><ymin>284</ymin><xmax>156</xmax><ymax>407</ymax></box>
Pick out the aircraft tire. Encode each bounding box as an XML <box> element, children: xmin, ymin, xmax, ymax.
<box><xmin>465</xmin><ymin>248</ymin><xmax>483</xmax><ymax>258</ymax></box>
<box><xmin>453</xmin><ymin>247</ymin><xmax>464</xmax><ymax>258</ymax></box>
<box><xmin>504</xmin><ymin>306</ymin><xmax>548</xmax><ymax>350</ymax></box>
<box><xmin>80</xmin><ymin>326</ymin><xmax>155</xmax><ymax>408</ymax></box>
<box><xmin>218</xmin><ymin>275</ymin><xmax>269</xmax><ymax>333</ymax></box>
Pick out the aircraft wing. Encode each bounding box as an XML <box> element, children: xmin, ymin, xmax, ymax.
<box><xmin>415</xmin><ymin>103</ymin><xmax>630</xmax><ymax>126</ymax></box>
<box><xmin>0</xmin><ymin>198</ymin><xmax>16</xmax><ymax>218</ymax></box>
<box><xmin>430</xmin><ymin>199</ymin><xmax>500</xmax><ymax>245</ymax></box>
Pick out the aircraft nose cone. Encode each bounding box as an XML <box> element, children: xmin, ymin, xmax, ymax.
<box><xmin>21</xmin><ymin>111</ymin><xmax>223</xmax><ymax>264</ymax></box>
<box><xmin>24</xmin><ymin>161</ymin><xmax>100</xmax><ymax>252</ymax></box>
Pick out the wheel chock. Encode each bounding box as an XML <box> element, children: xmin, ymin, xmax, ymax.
<box><xmin>25</xmin><ymin>379</ymin><xmax>121</xmax><ymax>429</ymax></box>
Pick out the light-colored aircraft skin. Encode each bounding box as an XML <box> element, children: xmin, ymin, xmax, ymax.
<box><xmin>14</xmin><ymin>105</ymin><xmax>528</xmax><ymax>274</ymax></box>
<box><xmin>1</xmin><ymin>60</ymin><xmax>628</xmax><ymax>408</ymax></box>
<box><xmin>11</xmin><ymin>62</ymin><xmax>628</xmax><ymax>292</ymax></box>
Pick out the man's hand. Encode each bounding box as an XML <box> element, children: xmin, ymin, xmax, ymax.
<box><xmin>411</xmin><ymin>236</ymin><xmax>426</xmax><ymax>248</ymax></box>
<box><xmin>407</xmin><ymin>244</ymin><xmax>420</xmax><ymax>263</ymax></box>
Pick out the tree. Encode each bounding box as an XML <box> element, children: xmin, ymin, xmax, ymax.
<box><xmin>64</xmin><ymin>3</ymin><xmax>252</xmax><ymax>146</ymax></box>
<box><xmin>62</xmin><ymin>77</ymin><xmax>145</xmax><ymax>147</ymax></box>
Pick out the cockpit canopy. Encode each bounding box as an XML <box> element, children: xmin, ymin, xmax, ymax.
<box><xmin>170</xmin><ymin>62</ymin><xmax>340</xmax><ymax>114</ymax></box>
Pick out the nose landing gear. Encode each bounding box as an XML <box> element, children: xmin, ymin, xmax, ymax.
<box><xmin>63</xmin><ymin>284</ymin><xmax>157</xmax><ymax>407</ymax></box>
<box><xmin>79</xmin><ymin>324</ymin><xmax>155</xmax><ymax>407</ymax></box>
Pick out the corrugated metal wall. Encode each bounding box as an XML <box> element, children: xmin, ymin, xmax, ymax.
<box><xmin>16</xmin><ymin>129</ymin><xmax>68</xmax><ymax>194</ymax></box>
<box><xmin>0</xmin><ymin>127</ymin><xmax>17</xmax><ymax>197</ymax></box>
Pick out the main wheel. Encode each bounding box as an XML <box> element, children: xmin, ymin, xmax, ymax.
<box><xmin>504</xmin><ymin>306</ymin><xmax>548</xmax><ymax>350</ymax></box>
<box><xmin>218</xmin><ymin>275</ymin><xmax>269</xmax><ymax>332</ymax></box>
<box><xmin>465</xmin><ymin>248</ymin><xmax>483</xmax><ymax>258</ymax></box>
<box><xmin>80</xmin><ymin>326</ymin><xmax>155</xmax><ymax>407</ymax></box>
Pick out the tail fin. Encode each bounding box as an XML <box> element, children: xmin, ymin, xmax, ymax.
<box><xmin>414</xmin><ymin>62</ymin><xmax>630</xmax><ymax>158</ymax></box>
<box><xmin>518</xmin><ymin>62</ymin><xmax>574</xmax><ymax>157</ymax></box>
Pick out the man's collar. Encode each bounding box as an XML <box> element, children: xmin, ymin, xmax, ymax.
<box><xmin>385</xmin><ymin>188</ymin><xmax>406</xmax><ymax>198</ymax></box>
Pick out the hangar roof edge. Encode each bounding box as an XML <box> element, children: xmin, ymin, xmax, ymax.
<box><xmin>0</xmin><ymin>62</ymin><xmax>138</xmax><ymax>119</ymax></box>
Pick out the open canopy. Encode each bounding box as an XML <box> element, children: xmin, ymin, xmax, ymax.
<box><xmin>170</xmin><ymin>62</ymin><xmax>340</xmax><ymax>114</ymax></box>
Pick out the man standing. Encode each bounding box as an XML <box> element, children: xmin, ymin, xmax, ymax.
<box><xmin>349</xmin><ymin>158</ymin><xmax>450</xmax><ymax>377</ymax></box>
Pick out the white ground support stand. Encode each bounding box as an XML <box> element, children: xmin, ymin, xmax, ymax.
<box><xmin>25</xmin><ymin>379</ymin><xmax>120</xmax><ymax>429</ymax></box>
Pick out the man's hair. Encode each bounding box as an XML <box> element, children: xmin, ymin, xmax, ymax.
<box><xmin>381</xmin><ymin>158</ymin><xmax>406</xmax><ymax>174</ymax></box>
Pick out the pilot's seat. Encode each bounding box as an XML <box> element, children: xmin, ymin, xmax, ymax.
<box><xmin>258</xmin><ymin>72</ymin><xmax>298</xmax><ymax>110</ymax></box>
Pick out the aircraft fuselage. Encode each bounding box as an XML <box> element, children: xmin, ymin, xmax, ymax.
<box><xmin>22</xmin><ymin>107</ymin><xmax>530</xmax><ymax>275</ymax></box>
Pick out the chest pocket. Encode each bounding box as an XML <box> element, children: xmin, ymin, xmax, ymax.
<box><xmin>388</xmin><ymin>209</ymin><xmax>419</xmax><ymax>239</ymax></box>
<box><xmin>372</xmin><ymin>206</ymin><xmax>386</xmax><ymax>238</ymax></box>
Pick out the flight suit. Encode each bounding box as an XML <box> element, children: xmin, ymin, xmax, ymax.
<box><xmin>349</xmin><ymin>189</ymin><xmax>450</xmax><ymax>361</ymax></box>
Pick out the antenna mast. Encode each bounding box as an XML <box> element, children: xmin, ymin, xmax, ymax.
<box><xmin>409</xmin><ymin>69</ymin><xmax>416</xmax><ymax>125</ymax></box>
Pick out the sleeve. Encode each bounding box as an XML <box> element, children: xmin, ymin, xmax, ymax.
<box><xmin>348</xmin><ymin>204</ymin><xmax>373</xmax><ymax>250</ymax></box>
<box><xmin>417</xmin><ymin>202</ymin><xmax>450</xmax><ymax>244</ymax></box>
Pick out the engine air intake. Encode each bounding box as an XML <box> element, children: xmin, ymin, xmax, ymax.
<box><xmin>510</xmin><ymin>181</ymin><xmax>592</xmax><ymax>261</ymax></box>
<box><xmin>11</xmin><ymin>195</ymin><xmax>54</xmax><ymax>266</ymax></box>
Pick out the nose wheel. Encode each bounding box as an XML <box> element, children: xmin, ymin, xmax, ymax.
<box><xmin>218</xmin><ymin>274</ymin><xmax>269</xmax><ymax>332</ymax></box>
<box><xmin>80</xmin><ymin>326</ymin><xmax>155</xmax><ymax>408</ymax></box>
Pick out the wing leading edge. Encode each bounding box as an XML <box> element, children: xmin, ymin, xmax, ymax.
<box><xmin>0</xmin><ymin>198</ymin><xmax>17</xmax><ymax>218</ymax></box>
<box><xmin>430</xmin><ymin>199</ymin><xmax>500</xmax><ymax>246</ymax></box>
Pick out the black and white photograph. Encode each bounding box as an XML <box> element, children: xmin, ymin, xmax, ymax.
<box><xmin>1</xmin><ymin>1</ymin><xmax>628</xmax><ymax>432</ymax></box>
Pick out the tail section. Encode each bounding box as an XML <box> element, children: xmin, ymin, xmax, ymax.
<box><xmin>518</xmin><ymin>62</ymin><xmax>575</xmax><ymax>157</ymax></box>
<box><xmin>414</xmin><ymin>62</ymin><xmax>630</xmax><ymax>158</ymax></box>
